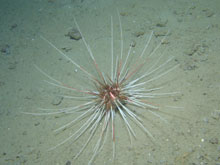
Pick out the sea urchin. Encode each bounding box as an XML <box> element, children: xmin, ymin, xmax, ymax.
<box><xmin>23</xmin><ymin>13</ymin><xmax>179</xmax><ymax>164</ymax></box>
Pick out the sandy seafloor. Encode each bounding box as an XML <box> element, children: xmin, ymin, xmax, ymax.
<box><xmin>0</xmin><ymin>0</ymin><xmax>220</xmax><ymax>164</ymax></box>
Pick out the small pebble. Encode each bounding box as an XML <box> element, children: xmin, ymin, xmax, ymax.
<box><xmin>1</xmin><ymin>44</ymin><xmax>10</xmax><ymax>55</ymax></box>
<box><xmin>209</xmin><ymin>138</ymin><xmax>218</xmax><ymax>144</ymax></box>
<box><xmin>202</xmin><ymin>9</ymin><xmax>215</xmax><ymax>17</ymax></box>
<box><xmin>134</xmin><ymin>31</ymin><xmax>145</xmax><ymax>38</ymax></box>
<box><xmin>156</xmin><ymin>19</ymin><xmax>168</xmax><ymax>27</ymax></box>
<box><xmin>211</xmin><ymin>110</ymin><xmax>220</xmax><ymax>120</ymax></box>
<box><xmin>154</xmin><ymin>31</ymin><xmax>168</xmax><ymax>37</ymax></box>
<box><xmin>10</xmin><ymin>23</ymin><xmax>17</xmax><ymax>30</ymax></box>
<box><xmin>65</xmin><ymin>160</ymin><xmax>71</xmax><ymax>165</ymax></box>
<box><xmin>34</xmin><ymin>122</ymin><xmax>40</xmax><ymax>126</ymax></box>
<box><xmin>130</xmin><ymin>40</ymin><xmax>136</xmax><ymax>47</ymax></box>
<box><xmin>66</xmin><ymin>28</ymin><xmax>82</xmax><ymax>40</ymax></box>
<box><xmin>120</xmin><ymin>12</ymin><xmax>128</xmax><ymax>16</ymax></box>
<box><xmin>184</xmin><ymin>44</ymin><xmax>199</xmax><ymax>56</ymax></box>
<box><xmin>52</xmin><ymin>96</ymin><xmax>63</xmax><ymax>106</ymax></box>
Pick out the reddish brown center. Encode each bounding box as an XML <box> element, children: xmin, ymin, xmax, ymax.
<box><xmin>99</xmin><ymin>83</ymin><xmax>125</xmax><ymax>110</ymax></box>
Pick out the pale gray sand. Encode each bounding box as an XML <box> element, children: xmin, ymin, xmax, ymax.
<box><xmin>0</xmin><ymin>0</ymin><xmax>220</xmax><ymax>164</ymax></box>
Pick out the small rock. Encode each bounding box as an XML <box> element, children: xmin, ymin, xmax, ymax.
<box><xmin>10</xmin><ymin>23</ymin><xmax>17</xmax><ymax>30</ymax></box>
<box><xmin>161</xmin><ymin>39</ymin><xmax>169</xmax><ymax>45</ymax></box>
<box><xmin>65</xmin><ymin>160</ymin><xmax>71</xmax><ymax>165</ymax></box>
<box><xmin>156</xmin><ymin>19</ymin><xmax>168</xmax><ymax>27</ymax></box>
<box><xmin>183</xmin><ymin>61</ymin><xmax>198</xmax><ymax>71</ymax></box>
<box><xmin>154</xmin><ymin>31</ymin><xmax>168</xmax><ymax>37</ymax></box>
<box><xmin>211</xmin><ymin>110</ymin><xmax>220</xmax><ymax>120</ymax></box>
<box><xmin>130</xmin><ymin>40</ymin><xmax>136</xmax><ymax>47</ymax></box>
<box><xmin>66</xmin><ymin>28</ymin><xmax>82</xmax><ymax>40</ymax></box>
<box><xmin>209</xmin><ymin>138</ymin><xmax>218</xmax><ymax>144</ymax></box>
<box><xmin>184</xmin><ymin>44</ymin><xmax>200</xmax><ymax>56</ymax></box>
<box><xmin>51</xmin><ymin>96</ymin><xmax>63</xmax><ymax>106</ymax></box>
<box><xmin>61</xmin><ymin>47</ymin><xmax>72</xmax><ymax>52</ymax></box>
<box><xmin>203</xmin><ymin>9</ymin><xmax>215</xmax><ymax>17</ymax></box>
<box><xmin>120</xmin><ymin>12</ymin><xmax>128</xmax><ymax>16</ymax></box>
<box><xmin>0</xmin><ymin>44</ymin><xmax>10</xmax><ymax>55</ymax></box>
<box><xmin>134</xmin><ymin>31</ymin><xmax>145</xmax><ymax>38</ymax></box>
<box><xmin>34</xmin><ymin>122</ymin><xmax>40</xmax><ymax>126</ymax></box>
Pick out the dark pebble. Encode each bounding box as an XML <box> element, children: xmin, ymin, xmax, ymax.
<box><xmin>134</xmin><ymin>31</ymin><xmax>145</xmax><ymax>38</ymax></box>
<box><xmin>65</xmin><ymin>160</ymin><xmax>71</xmax><ymax>165</ymax></box>
<box><xmin>10</xmin><ymin>23</ymin><xmax>17</xmax><ymax>30</ymax></box>
<box><xmin>1</xmin><ymin>44</ymin><xmax>10</xmax><ymax>55</ymax></box>
<box><xmin>51</xmin><ymin>96</ymin><xmax>63</xmax><ymax>106</ymax></box>
<box><xmin>34</xmin><ymin>122</ymin><xmax>40</xmax><ymax>126</ymax></box>
<box><xmin>156</xmin><ymin>19</ymin><xmax>168</xmax><ymax>27</ymax></box>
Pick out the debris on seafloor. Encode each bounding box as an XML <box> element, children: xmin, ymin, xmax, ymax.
<box><xmin>65</xmin><ymin>28</ymin><xmax>82</xmax><ymax>40</ymax></box>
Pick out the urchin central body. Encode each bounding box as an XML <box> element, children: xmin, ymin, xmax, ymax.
<box><xmin>99</xmin><ymin>82</ymin><xmax>127</xmax><ymax>110</ymax></box>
